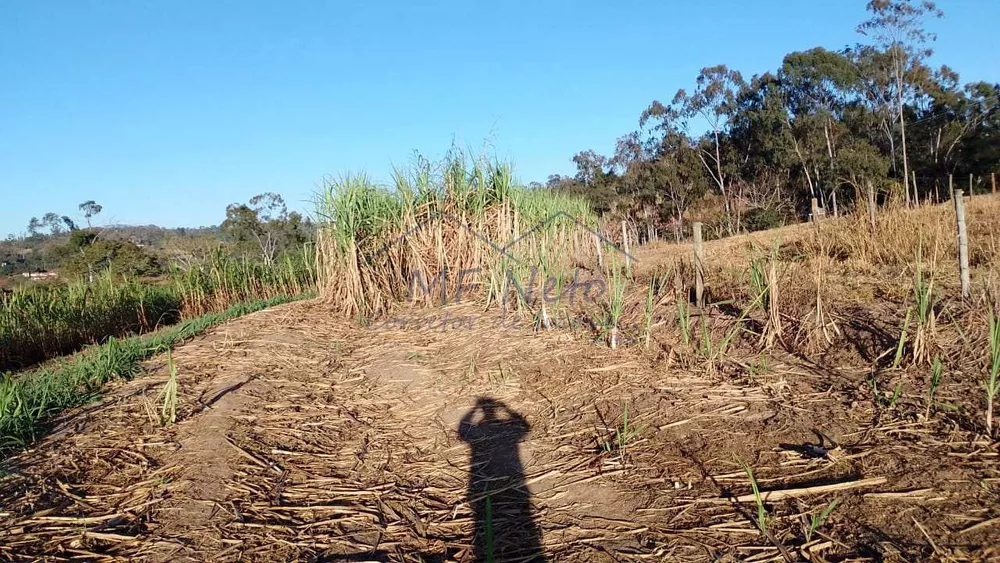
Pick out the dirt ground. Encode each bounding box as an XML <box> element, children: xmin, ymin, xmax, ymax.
<box><xmin>2</xmin><ymin>219</ymin><xmax>1000</xmax><ymax>562</ymax></box>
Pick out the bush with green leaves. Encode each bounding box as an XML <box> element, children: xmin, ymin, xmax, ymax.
<box><xmin>743</xmin><ymin>207</ymin><xmax>783</xmax><ymax>233</ymax></box>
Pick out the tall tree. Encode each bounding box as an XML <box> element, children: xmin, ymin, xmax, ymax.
<box><xmin>27</xmin><ymin>217</ymin><xmax>42</xmax><ymax>237</ymax></box>
<box><xmin>857</xmin><ymin>0</ymin><xmax>944</xmax><ymax>205</ymax></box>
<box><xmin>724</xmin><ymin>75</ymin><xmax>793</xmax><ymax>222</ymax></box>
<box><xmin>543</xmin><ymin>1</ymin><xmax>997</xmax><ymax>231</ymax></box>
<box><xmin>39</xmin><ymin>212</ymin><xmax>76</xmax><ymax>236</ymax></box>
<box><xmin>643</xmin><ymin>65</ymin><xmax>746</xmax><ymax>233</ymax></box>
<box><xmin>650</xmin><ymin>132</ymin><xmax>708</xmax><ymax>239</ymax></box>
<box><xmin>222</xmin><ymin>193</ymin><xmax>311</xmax><ymax>265</ymax></box>
<box><xmin>780</xmin><ymin>48</ymin><xmax>860</xmax><ymax>208</ymax></box>
<box><xmin>566</xmin><ymin>151</ymin><xmax>618</xmax><ymax>212</ymax></box>
<box><xmin>571</xmin><ymin>150</ymin><xmax>608</xmax><ymax>187</ymax></box>
<box><xmin>78</xmin><ymin>200</ymin><xmax>103</xmax><ymax>228</ymax></box>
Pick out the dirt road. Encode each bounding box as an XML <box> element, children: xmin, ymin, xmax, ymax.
<box><xmin>1</xmin><ymin>297</ymin><xmax>997</xmax><ymax>561</ymax></box>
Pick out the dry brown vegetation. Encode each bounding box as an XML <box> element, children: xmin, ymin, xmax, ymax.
<box><xmin>1</xmin><ymin>195</ymin><xmax>999</xmax><ymax>562</ymax></box>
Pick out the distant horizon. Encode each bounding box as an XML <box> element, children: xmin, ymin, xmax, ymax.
<box><xmin>3</xmin><ymin>1</ymin><xmax>998</xmax><ymax>236</ymax></box>
<box><xmin>4</xmin><ymin>222</ymin><xmax>223</xmax><ymax>242</ymax></box>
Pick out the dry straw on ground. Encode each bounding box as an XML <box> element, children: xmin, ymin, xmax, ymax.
<box><xmin>2</xmin><ymin>196</ymin><xmax>1000</xmax><ymax>562</ymax></box>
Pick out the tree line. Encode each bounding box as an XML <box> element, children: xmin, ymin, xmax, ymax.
<box><xmin>3</xmin><ymin>193</ymin><xmax>312</xmax><ymax>279</ymax></box>
<box><xmin>546</xmin><ymin>1</ymin><xmax>998</xmax><ymax>239</ymax></box>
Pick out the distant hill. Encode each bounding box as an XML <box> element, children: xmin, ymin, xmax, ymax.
<box><xmin>0</xmin><ymin>224</ymin><xmax>224</xmax><ymax>278</ymax></box>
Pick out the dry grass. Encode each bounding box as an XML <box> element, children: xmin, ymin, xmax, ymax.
<box><xmin>806</xmin><ymin>196</ymin><xmax>999</xmax><ymax>289</ymax></box>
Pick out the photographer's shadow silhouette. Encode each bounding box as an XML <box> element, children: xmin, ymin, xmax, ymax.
<box><xmin>458</xmin><ymin>397</ymin><xmax>545</xmax><ymax>562</ymax></box>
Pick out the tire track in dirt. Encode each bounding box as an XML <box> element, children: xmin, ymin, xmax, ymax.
<box><xmin>146</xmin><ymin>374</ymin><xmax>261</xmax><ymax>560</ymax></box>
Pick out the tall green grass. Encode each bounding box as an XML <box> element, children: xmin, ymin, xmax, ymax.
<box><xmin>740</xmin><ymin>460</ymin><xmax>768</xmax><ymax>535</ymax></box>
<box><xmin>1</xmin><ymin>250</ymin><xmax>315</xmax><ymax>372</ymax></box>
<box><xmin>986</xmin><ymin>308</ymin><xmax>1000</xmax><ymax>436</ymax></box>
<box><xmin>0</xmin><ymin>293</ymin><xmax>310</xmax><ymax>453</ymax></box>
<box><xmin>1</xmin><ymin>276</ymin><xmax>180</xmax><ymax>371</ymax></box>
<box><xmin>174</xmin><ymin>246</ymin><xmax>315</xmax><ymax>316</ymax></box>
<box><xmin>315</xmin><ymin>147</ymin><xmax>597</xmax><ymax>318</ymax></box>
<box><xmin>604</xmin><ymin>258</ymin><xmax>627</xmax><ymax>349</ymax></box>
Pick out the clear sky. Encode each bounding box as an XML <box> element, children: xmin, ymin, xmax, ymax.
<box><xmin>1</xmin><ymin>1</ymin><xmax>996</xmax><ymax>236</ymax></box>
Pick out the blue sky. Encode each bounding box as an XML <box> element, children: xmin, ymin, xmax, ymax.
<box><xmin>1</xmin><ymin>1</ymin><xmax>996</xmax><ymax>236</ymax></box>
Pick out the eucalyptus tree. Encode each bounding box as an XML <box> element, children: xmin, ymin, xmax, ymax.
<box><xmin>857</xmin><ymin>0</ymin><xmax>944</xmax><ymax>204</ymax></box>
<box><xmin>650</xmin><ymin>131</ymin><xmax>709</xmax><ymax>239</ymax></box>
<box><xmin>541</xmin><ymin>0</ymin><xmax>1000</xmax><ymax>228</ymax></box>
<box><xmin>835</xmin><ymin>137</ymin><xmax>891</xmax><ymax>228</ymax></box>
<box><xmin>222</xmin><ymin>193</ymin><xmax>311</xmax><ymax>266</ymax></box>
<box><xmin>78</xmin><ymin>200</ymin><xmax>103</xmax><ymax>228</ymax></box>
<box><xmin>642</xmin><ymin>65</ymin><xmax>746</xmax><ymax>233</ymax></box>
<box><xmin>566</xmin><ymin>150</ymin><xmax>618</xmax><ymax>213</ymax></box>
<box><xmin>912</xmin><ymin>73</ymin><xmax>1000</xmax><ymax>181</ymax></box>
<box><xmin>610</xmin><ymin>128</ymin><xmax>707</xmax><ymax>240</ymax></box>
<box><xmin>728</xmin><ymin>73</ymin><xmax>799</xmax><ymax>214</ymax></box>
<box><xmin>26</xmin><ymin>217</ymin><xmax>42</xmax><ymax>238</ymax></box>
<box><xmin>610</xmin><ymin>132</ymin><xmax>653</xmax><ymax>220</ymax></box>
<box><xmin>958</xmin><ymin>82</ymin><xmax>1000</xmax><ymax>178</ymax></box>
<box><xmin>779</xmin><ymin>48</ymin><xmax>860</xmax><ymax>209</ymax></box>
<box><xmin>40</xmin><ymin>213</ymin><xmax>76</xmax><ymax>236</ymax></box>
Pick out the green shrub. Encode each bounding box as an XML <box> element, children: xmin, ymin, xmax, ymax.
<box><xmin>744</xmin><ymin>207</ymin><xmax>783</xmax><ymax>232</ymax></box>
<box><xmin>54</xmin><ymin>232</ymin><xmax>165</xmax><ymax>279</ymax></box>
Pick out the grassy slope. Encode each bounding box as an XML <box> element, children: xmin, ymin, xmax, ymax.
<box><xmin>0</xmin><ymin>292</ymin><xmax>313</xmax><ymax>454</ymax></box>
<box><xmin>2</xmin><ymin>251</ymin><xmax>314</xmax><ymax>372</ymax></box>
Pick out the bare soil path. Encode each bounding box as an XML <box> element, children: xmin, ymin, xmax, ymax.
<box><xmin>1</xmin><ymin>297</ymin><xmax>998</xmax><ymax>562</ymax></box>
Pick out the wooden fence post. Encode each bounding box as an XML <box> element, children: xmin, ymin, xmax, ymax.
<box><xmin>949</xmin><ymin>174</ymin><xmax>954</xmax><ymax>200</ymax></box>
<box><xmin>693</xmin><ymin>222</ymin><xmax>704</xmax><ymax>308</ymax></box>
<box><xmin>992</xmin><ymin>172</ymin><xmax>996</xmax><ymax>194</ymax></box>
<box><xmin>912</xmin><ymin>171</ymin><xmax>918</xmax><ymax>206</ymax></box>
<box><xmin>593</xmin><ymin>233</ymin><xmax>603</xmax><ymax>269</ymax></box>
<box><xmin>866</xmin><ymin>181</ymin><xmax>877</xmax><ymax>233</ymax></box>
<box><xmin>954</xmin><ymin>190</ymin><xmax>971</xmax><ymax>300</ymax></box>
<box><xmin>969</xmin><ymin>173</ymin><xmax>974</xmax><ymax>196</ymax></box>
<box><xmin>621</xmin><ymin>220</ymin><xmax>632</xmax><ymax>270</ymax></box>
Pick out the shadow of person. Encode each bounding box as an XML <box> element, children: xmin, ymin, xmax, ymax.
<box><xmin>458</xmin><ymin>397</ymin><xmax>545</xmax><ymax>562</ymax></box>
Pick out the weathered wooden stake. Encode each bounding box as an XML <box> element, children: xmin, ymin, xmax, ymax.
<box><xmin>866</xmin><ymin>181</ymin><xmax>877</xmax><ymax>233</ymax></box>
<box><xmin>621</xmin><ymin>220</ymin><xmax>632</xmax><ymax>269</ymax></box>
<box><xmin>593</xmin><ymin>233</ymin><xmax>603</xmax><ymax>268</ymax></box>
<box><xmin>832</xmin><ymin>191</ymin><xmax>839</xmax><ymax>217</ymax></box>
<box><xmin>912</xmin><ymin>171</ymin><xmax>918</xmax><ymax>206</ymax></box>
<box><xmin>693</xmin><ymin>221</ymin><xmax>704</xmax><ymax>308</ymax></box>
<box><xmin>969</xmin><ymin>173</ymin><xmax>974</xmax><ymax>196</ymax></box>
<box><xmin>954</xmin><ymin>190</ymin><xmax>971</xmax><ymax>300</ymax></box>
<box><xmin>992</xmin><ymin>172</ymin><xmax>996</xmax><ymax>194</ymax></box>
<box><xmin>949</xmin><ymin>174</ymin><xmax>954</xmax><ymax>200</ymax></box>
